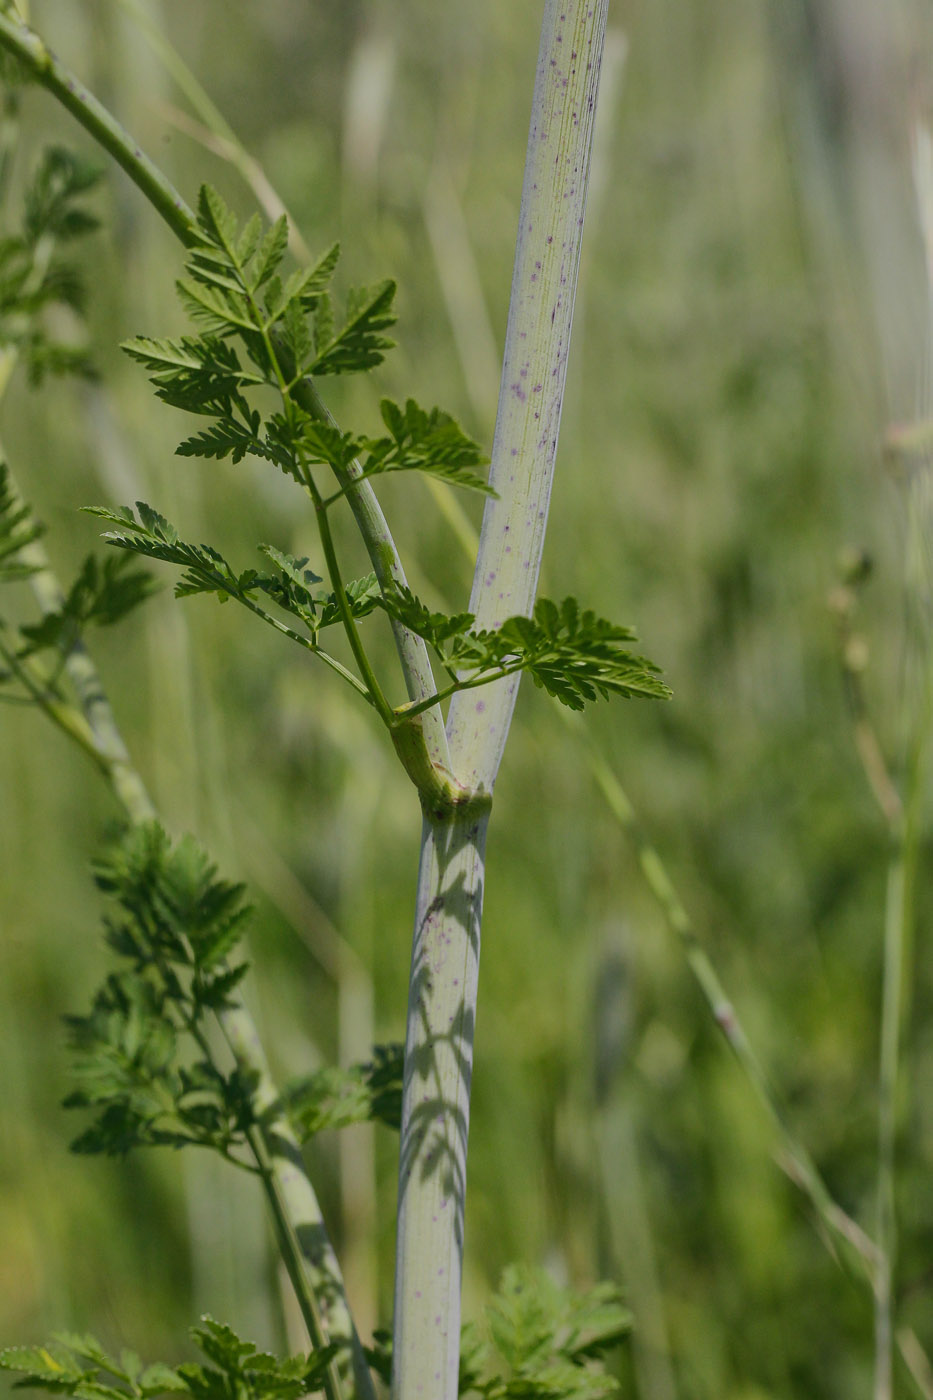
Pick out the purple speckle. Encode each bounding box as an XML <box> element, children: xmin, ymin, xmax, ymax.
<box><xmin>511</xmin><ymin>383</ymin><xmax>527</xmax><ymax>403</ymax></box>
<box><xmin>476</xmin><ymin>700</ymin><xmax>486</xmax><ymax>714</ymax></box>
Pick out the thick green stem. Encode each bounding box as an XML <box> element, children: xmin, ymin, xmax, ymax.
<box><xmin>393</xmin><ymin>6</ymin><xmax>608</xmax><ymax>1399</ymax></box>
<box><xmin>446</xmin><ymin>0</ymin><xmax>608</xmax><ymax>791</ymax></box>
<box><xmin>392</xmin><ymin>806</ymin><xmax>490</xmax><ymax>1400</ymax></box>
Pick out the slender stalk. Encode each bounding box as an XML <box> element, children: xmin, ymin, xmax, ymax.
<box><xmin>0</xmin><ymin>626</ymin><xmax>107</xmax><ymax>764</ymax></box>
<box><xmin>392</xmin><ymin>7</ymin><xmax>608</xmax><ymax>1398</ymax></box>
<box><xmin>875</xmin><ymin>835</ymin><xmax>903</xmax><ymax>1400</ymax></box>
<box><xmin>303</xmin><ymin>471</ymin><xmax>395</xmax><ymax>726</ymax></box>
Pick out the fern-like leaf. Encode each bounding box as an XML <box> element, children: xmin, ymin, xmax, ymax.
<box><xmin>359</xmin><ymin>397</ymin><xmax>493</xmax><ymax>495</ymax></box>
<box><xmin>310</xmin><ymin>279</ymin><xmax>396</xmax><ymax>375</ymax></box>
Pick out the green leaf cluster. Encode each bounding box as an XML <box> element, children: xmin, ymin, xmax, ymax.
<box><xmin>0</xmin><ymin>145</ymin><xmax>102</xmax><ymax>384</ymax></box>
<box><xmin>382</xmin><ymin>588</ymin><xmax>671</xmax><ymax>711</ymax></box>
<box><xmin>120</xmin><ymin>185</ymin><xmax>491</xmax><ymax>499</ymax></box>
<box><xmin>281</xmin><ymin>1042</ymin><xmax>403</xmax><ymax>1139</ymax></box>
<box><xmin>64</xmin><ymin>823</ymin><xmax>405</xmax><ymax>1161</ymax></box>
<box><xmin>99</xmin><ymin>182</ymin><xmax>668</xmax><ymax>793</ymax></box>
<box><xmin>64</xmin><ymin>822</ymin><xmax>257</xmax><ymax>1160</ymax></box>
<box><xmin>0</xmin><ymin>1317</ymin><xmax>336</xmax><ymax>1400</ymax></box>
<box><xmin>83</xmin><ymin>500</ymin><xmax>379</xmax><ymax>645</ymax></box>
<box><xmin>362</xmin><ymin>1268</ymin><xmax>631</xmax><ymax>1399</ymax></box>
<box><xmin>459</xmin><ymin>1266</ymin><xmax>632</xmax><ymax>1400</ymax></box>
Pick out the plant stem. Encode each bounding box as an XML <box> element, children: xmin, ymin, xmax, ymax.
<box><xmin>393</xmin><ymin>6</ymin><xmax>608</xmax><ymax>1398</ymax></box>
<box><xmin>392</xmin><ymin>805</ymin><xmax>490</xmax><ymax>1400</ymax></box>
<box><xmin>302</xmin><ymin>470</ymin><xmax>395</xmax><ymax>726</ymax></box>
<box><xmin>446</xmin><ymin>0</ymin><xmax>608</xmax><ymax>789</ymax></box>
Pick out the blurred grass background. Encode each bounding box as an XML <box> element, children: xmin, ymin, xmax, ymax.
<box><xmin>2</xmin><ymin>0</ymin><xmax>933</xmax><ymax>1396</ymax></box>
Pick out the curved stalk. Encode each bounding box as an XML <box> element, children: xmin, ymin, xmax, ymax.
<box><xmin>392</xmin><ymin>7</ymin><xmax>609</xmax><ymax>1399</ymax></box>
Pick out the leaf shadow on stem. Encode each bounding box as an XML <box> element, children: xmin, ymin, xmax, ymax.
<box><xmin>398</xmin><ymin>812</ymin><xmax>487</xmax><ymax>1255</ymax></box>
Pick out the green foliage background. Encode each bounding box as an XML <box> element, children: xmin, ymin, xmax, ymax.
<box><xmin>2</xmin><ymin>1</ymin><xmax>932</xmax><ymax>1396</ymax></box>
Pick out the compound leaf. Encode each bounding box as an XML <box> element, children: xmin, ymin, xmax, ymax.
<box><xmin>310</xmin><ymin>279</ymin><xmax>396</xmax><ymax>375</ymax></box>
<box><xmin>362</xmin><ymin>398</ymin><xmax>493</xmax><ymax>495</ymax></box>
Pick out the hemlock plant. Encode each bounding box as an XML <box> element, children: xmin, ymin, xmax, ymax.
<box><xmin>0</xmin><ymin>6</ymin><xmax>923</xmax><ymax>1399</ymax></box>
<box><xmin>0</xmin><ymin>4</ymin><xmax>657</xmax><ymax>1400</ymax></box>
